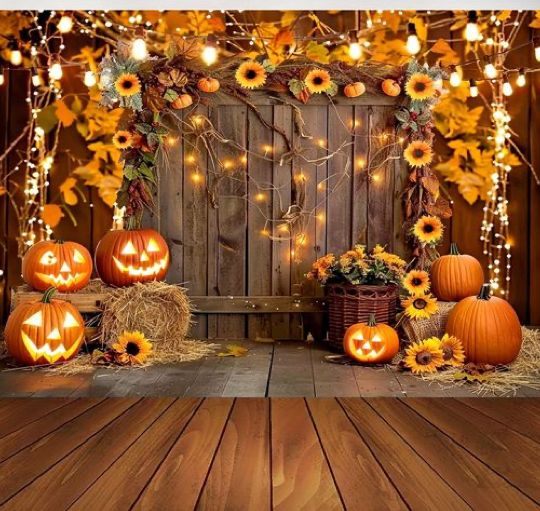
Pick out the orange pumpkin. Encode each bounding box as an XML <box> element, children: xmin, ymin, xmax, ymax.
<box><xmin>446</xmin><ymin>284</ymin><xmax>522</xmax><ymax>365</ymax></box>
<box><xmin>381</xmin><ymin>79</ymin><xmax>401</xmax><ymax>97</ymax></box>
<box><xmin>197</xmin><ymin>77</ymin><xmax>220</xmax><ymax>93</ymax></box>
<box><xmin>4</xmin><ymin>288</ymin><xmax>85</xmax><ymax>366</ymax></box>
<box><xmin>344</xmin><ymin>81</ymin><xmax>366</xmax><ymax>98</ymax></box>
<box><xmin>95</xmin><ymin>228</ymin><xmax>170</xmax><ymax>287</ymax></box>
<box><xmin>22</xmin><ymin>240</ymin><xmax>92</xmax><ymax>292</ymax></box>
<box><xmin>431</xmin><ymin>243</ymin><xmax>484</xmax><ymax>301</ymax></box>
<box><xmin>171</xmin><ymin>94</ymin><xmax>193</xmax><ymax>109</ymax></box>
<box><xmin>343</xmin><ymin>314</ymin><xmax>399</xmax><ymax>364</ymax></box>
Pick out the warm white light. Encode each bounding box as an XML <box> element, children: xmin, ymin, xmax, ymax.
<box><xmin>0</xmin><ymin>73</ymin><xmax>4</xmax><ymax>86</ymax></box>
<box><xmin>131</xmin><ymin>38</ymin><xmax>148</xmax><ymax>60</ymax></box>
<box><xmin>484</xmin><ymin>63</ymin><xmax>497</xmax><ymax>79</ymax></box>
<box><xmin>465</xmin><ymin>22</ymin><xmax>480</xmax><ymax>42</ymax></box>
<box><xmin>84</xmin><ymin>70</ymin><xmax>96</xmax><ymax>87</ymax></box>
<box><xmin>201</xmin><ymin>44</ymin><xmax>218</xmax><ymax>66</ymax></box>
<box><xmin>502</xmin><ymin>79</ymin><xmax>513</xmax><ymax>97</ymax></box>
<box><xmin>32</xmin><ymin>70</ymin><xmax>41</xmax><ymax>87</ymax></box>
<box><xmin>535</xmin><ymin>44</ymin><xmax>540</xmax><ymax>62</ymax></box>
<box><xmin>348</xmin><ymin>41</ymin><xmax>362</xmax><ymax>60</ymax></box>
<box><xmin>49</xmin><ymin>62</ymin><xmax>63</xmax><ymax>80</ymax></box>
<box><xmin>516</xmin><ymin>70</ymin><xmax>526</xmax><ymax>87</ymax></box>
<box><xmin>58</xmin><ymin>15</ymin><xmax>73</xmax><ymax>33</ymax></box>
<box><xmin>469</xmin><ymin>79</ymin><xmax>478</xmax><ymax>98</ymax></box>
<box><xmin>10</xmin><ymin>50</ymin><xmax>22</xmax><ymax>66</ymax></box>
<box><xmin>406</xmin><ymin>34</ymin><xmax>420</xmax><ymax>55</ymax></box>
<box><xmin>449</xmin><ymin>68</ymin><xmax>461</xmax><ymax>87</ymax></box>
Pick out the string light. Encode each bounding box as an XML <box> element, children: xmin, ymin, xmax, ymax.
<box><xmin>449</xmin><ymin>66</ymin><xmax>462</xmax><ymax>87</ymax></box>
<box><xmin>201</xmin><ymin>35</ymin><xmax>218</xmax><ymax>66</ymax></box>
<box><xmin>535</xmin><ymin>38</ymin><xmax>540</xmax><ymax>62</ymax></box>
<box><xmin>516</xmin><ymin>68</ymin><xmax>526</xmax><ymax>87</ymax></box>
<box><xmin>406</xmin><ymin>22</ymin><xmax>421</xmax><ymax>55</ymax></box>
<box><xmin>502</xmin><ymin>75</ymin><xmax>513</xmax><ymax>96</ymax></box>
<box><xmin>464</xmin><ymin>11</ymin><xmax>480</xmax><ymax>42</ymax></box>
<box><xmin>348</xmin><ymin>30</ymin><xmax>362</xmax><ymax>60</ymax></box>
<box><xmin>469</xmin><ymin>79</ymin><xmax>478</xmax><ymax>98</ymax></box>
<box><xmin>483</xmin><ymin>58</ymin><xmax>498</xmax><ymax>79</ymax></box>
<box><xmin>57</xmin><ymin>15</ymin><xmax>73</xmax><ymax>33</ymax></box>
<box><xmin>31</xmin><ymin>68</ymin><xmax>41</xmax><ymax>87</ymax></box>
<box><xmin>48</xmin><ymin>57</ymin><xmax>63</xmax><ymax>81</ymax></box>
<box><xmin>9</xmin><ymin>40</ymin><xmax>22</xmax><ymax>66</ymax></box>
<box><xmin>131</xmin><ymin>28</ymin><xmax>148</xmax><ymax>61</ymax></box>
<box><xmin>0</xmin><ymin>67</ymin><xmax>4</xmax><ymax>86</ymax></box>
<box><xmin>83</xmin><ymin>70</ymin><xmax>96</xmax><ymax>87</ymax></box>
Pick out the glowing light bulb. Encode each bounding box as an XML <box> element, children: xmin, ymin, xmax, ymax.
<box><xmin>516</xmin><ymin>69</ymin><xmax>526</xmax><ymax>87</ymax></box>
<box><xmin>406</xmin><ymin>23</ymin><xmax>420</xmax><ymax>55</ymax></box>
<box><xmin>502</xmin><ymin>78</ymin><xmax>513</xmax><ymax>97</ymax></box>
<box><xmin>32</xmin><ymin>69</ymin><xmax>41</xmax><ymax>87</ymax></box>
<box><xmin>10</xmin><ymin>49</ymin><xmax>22</xmax><ymax>66</ymax></box>
<box><xmin>84</xmin><ymin>70</ymin><xmax>96</xmax><ymax>87</ymax></box>
<box><xmin>58</xmin><ymin>15</ymin><xmax>73</xmax><ymax>33</ymax></box>
<box><xmin>201</xmin><ymin>41</ymin><xmax>218</xmax><ymax>66</ymax></box>
<box><xmin>484</xmin><ymin>62</ymin><xmax>497</xmax><ymax>79</ymax></box>
<box><xmin>449</xmin><ymin>66</ymin><xmax>461</xmax><ymax>87</ymax></box>
<box><xmin>0</xmin><ymin>70</ymin><xmax>4</xmax><ymax>86</ymax></box>
<box><xmin>348</xmin><ymin>30</ymin><xmax>362</xmax><ymax>60</ymax></box>
<box><xmin>49</xmin><ymin>62</ymin><xmax>63</xmax><ymax>81</ymax></box>
<box><xmin>469</xmin><ymin>79</ymin><xmax>478</xmax><ymax>98</ymax></box>
<box><xmin>464</xmin><ymin>11</ymin><xmax>480</xmax><ymax>42</ymax></box>
<box><xmin>535</xmin><ymin>40</ymin><xmax>540</xmax><ymax>62</ymax></box>
<box><xmin>131</xmin><ymin>37</ymin><xmax>148</xmax><ymax>60</ymax></box>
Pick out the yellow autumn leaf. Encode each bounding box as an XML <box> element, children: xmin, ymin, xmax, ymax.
<box><xmin>447</xmin><ymin>139</ymin><xmax>482</xmax><ymax>163</ymax></box>
<box><xmin>41</xmin><ymin>204</ymin><xmax>64</xmax><ymax>227</ymax></box>
<box><xmin>60</xmin><ymin>177</ymin><xmax>78</xmax><ymax>206</ymax></box>
<box><xmin>0</xmin><ymin>185</ymin><xmax>6</xmax><ymax>196</ymax></box>
<box><xmin>74</xmin><ymin>159</ymin><xmax>103</xmax><ymax>186</ymax></box>
<box><xmin>430</xmin><ymin>38</ymin><xmax>460</xmax><ymax>66</ymax></box>
<box><xmin>304</xmin><ymin>41</ymin><xmax>330</xmax><ymax>64</ymax></box>
<box><xmin>456</xmin><ymin>172</ymin><xmax>486</xmax><ymax>205</ymax></box>
<box><xmin>281</xmin><ymin>11</ymin><xmax>298</xmax><ymax>27</ymax></box>
<box><xmin>530</xmin><ymin>11</ymin><xmax>540</xmax><ymax>28</ymax></box>
<box><xmin>55</xmin><ymin>99</ymin><xmax>77</xmax><ymax>127</ymax></box>
<box><xmin>98</xmin><ymin>175</ymin><xmax>123</xmax><ymax>207</ymax></box>
<box><xmin>217</xmin><ymin>344</ymin><xmax>249</xmax><ymax>357</ymax></box>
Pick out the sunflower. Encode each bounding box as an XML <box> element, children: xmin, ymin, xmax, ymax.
<box><xmin>114</xmin><ymin>73</ymin><xmax>141</xmax><ymax>97</ymax></box>
<box><xmin>403</xmin><ymin>270</ymin><xmax>430</xmax><ymax>295</ymax></box>
<box><xmin>404</xmin><ymin>140</ymin><xmax>433</xmax><ymax>168</ymax></box>
<box><xmin>403</xmin><ymin>339</ymin><xmax>444</xmax><ymax>374</ymax></box>
<box><xmin>439</xmin><ymin>334</ymin><xmax>465</xmax><ymax>367</ymax></box>
<box><xmin>112</xmin><ymin>130</ymin><xmax>132</xmax><ymax>149</ymax></box>
<box><xmin>112</xmin><ymin>330</ymin><xmax>153</xmax><ymax>365</ymax></box>
<box><xmin>235</xmin><ymin>61</ymin><xmax>267</xmax><ymax>89</ymax></box>
<box><xmin>401</xmin><ymin>292</ymin><xmax>438</xmax><ymax>320</ymax></box>
<box><xmin>405</xmin><ymin>73</ymin><xmax>435</xmax><ymax>100</ymax></box>
<box><xmin>305</xmin><ymin>69</ymin><xmax>332</xmax><ymax>94</ymax></box>
<box><xmin>413</xmin><ymin>215</ymin><xmax>444</xmax><ymax>245</ymax></box>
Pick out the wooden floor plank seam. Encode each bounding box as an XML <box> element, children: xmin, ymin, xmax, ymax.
<box><xmin>264</xmin><ymin>343</ymin><xmax>276</xmax><ymax>398</ymax></box>
<box><xmin>399</xmin><ymin>398</ymin><xmax>540</xmax><ymax>507</ymax></box>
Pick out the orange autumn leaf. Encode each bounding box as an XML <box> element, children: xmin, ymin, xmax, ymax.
<box><xmin>55</xmin><ymin>99</ymin><xmax>77</xmax><ymax>127</ymax></box>
<box><xmin>0</xmin><ymin>185</ymin><xmax>6</xmax><ymax>196</ymax></box>
<box><xmin>59</xmin><ymin>177</ymin><xmax>78</xmax><ymax>206</ymax></box>
<box><xmin>41</xmin><ymin>204</ymin><xmax>64</xmax><ymax>227</ymax></box>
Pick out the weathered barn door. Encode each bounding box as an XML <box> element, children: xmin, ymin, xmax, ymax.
<box><xmin>149</xmin><ymin>93</ymin><xmax>406</xmax><ymax>340</ymax></box>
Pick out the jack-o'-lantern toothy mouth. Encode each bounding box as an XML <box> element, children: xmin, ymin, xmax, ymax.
<box><xmin>354</xmin><ymin>334</ymin><xmax>385</xmax><ymax>359</ymax></box>
<box><xmin>20</xmin><ymin>331</ymin><xmax>83</xmax><ymax>364</ymax></box>
<box><xmin>112</xmin><ymin>255</ymin><xmax>169</xmax><ymax>277</ymax></box>
<box><xmin>35</xmin><ymin>272</ymin><xmax>86</xmax><ymax>287</ymax></box>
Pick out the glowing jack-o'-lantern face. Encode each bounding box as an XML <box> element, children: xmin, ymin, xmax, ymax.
<box><xmin>343</xmin><ymin>315</ymin><xmax>399</xmax><ymax>364</ymax></box>
<box><xmin>22</xmin><ymin>240</ymin><xmax>93</xmax><ymax>292</ymax></box>
<box><xmin>95</xmin><ymin>228</ymin><xmax>170</xmax><ymax>287</ymax></box>
<box><xmin>4</xmin><ymin>289</ymin><xmax>85</xmax><ymax>366</ymax></box>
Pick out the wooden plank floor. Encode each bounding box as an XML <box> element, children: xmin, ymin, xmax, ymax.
<box><xmin>1</xmin><ymin>339</ymin><xmax>540</xmax><ymax>397</ymax></box>
<box><xmin>0</xmin><ymin>397</ymin><xmax>538</xmax><ymax>510</ymax></box>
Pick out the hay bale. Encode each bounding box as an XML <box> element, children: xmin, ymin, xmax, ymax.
<box><xmin>402</xmin><ymin>301</ymin><xmax>456</xmax><ymax>344</ymax></box>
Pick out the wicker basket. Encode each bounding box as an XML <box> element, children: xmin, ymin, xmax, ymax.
<box><xmin>326</xmin><ymin>283</ymin><xmax>398</xmax><ymax>351</ymax></box>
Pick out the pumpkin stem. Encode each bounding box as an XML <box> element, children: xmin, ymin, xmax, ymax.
<box><xmin>41</xmin><ymin>287</ymin><xmax>57</xmax><ymax>303</ymax></box>
<box><xmin>367</xmin><ymin>313</ymin><xmax>377</xmax><ymax>327</ymax></box>
<box><xmin>449</xmin><ymin>243</ymin><xmax>460</xmax><ymax>255</ymax></box>
<box><xmin>54</xmin><ymin>239</ymin><xmax>65</xmax><ymax>245</ymax></box>
<box><xmin>478</xmin><ymin>284</ymin><xmax>492</xmax><ymax>300</ymax></box>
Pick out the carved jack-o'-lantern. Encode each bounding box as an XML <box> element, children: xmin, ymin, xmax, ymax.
<box><xmin>95</xmin><ymin>228</ymin><xmax>170</xmax><ymax>287</ymax></box>
<box><xmin>22</xmin><ymin>240</ymin><xmax>93</xmax><ymax>292</ymax></box>
<box><xmin>343</xmin><ymin>314</ymin><xmax>399</xmax><ymax>364</ymax></box>
<box><xmin>4</xmin><ymin>288</ymin><xmax>85</xmax><ymax>366</ymax></box>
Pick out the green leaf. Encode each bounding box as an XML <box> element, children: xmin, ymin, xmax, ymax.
<box><xmin>262</xmin><ymin>59</ymin><xmax>276</xmax><ymax>73</ymax></box>
<box><xmin>124</xmin><ymin>166</ymin><xmax>139</xmax><ymax>180</ymax></box>
<box><xmin>139</xmin><ymin>163</ymin><xmax>156</xmax><ymax>184</ymax></box>
<box><xmin>288</xmin><ymin>78</ymin><xmax>304</xmax><ymax>96</ymax></box>
<box><xmin>395</xmin><ymin>109</ymin><xmax>411</xmax><ymax>124</ymax></box>
<box><xmin>147</xmin><ymin>133</ymin><xmax>160</xmax><ymax>147</ymax></box>
<box><xmin>135</xmin><ymin>123</ymin><xmax>152</xmax><ymax>134</ymax></box>
<box><xmin>325</xmin><ymin>81</ymin><xmax>338</xmax><ymax>97</ymax></box>
<box><xmin>163</xmin><ymin>88</ymin><xmax>179</xmax><ymax>102</ymax></box>
<box><xmin>36</xmin><ymin>104</ymin><xmax>59</xmax><ymax>134</ymax></box>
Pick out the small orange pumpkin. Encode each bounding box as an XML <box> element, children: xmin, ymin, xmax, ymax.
<box><xmin>171</xmin><ymin>94</ymin><xmax>193</xmax><ymax>109</ymax></box>
<box><xmin>343</xmin><ymin>314</ymin><xmax>399</xmax><ymax>364</ymax></box>
<box><xmin>431</xmin><ymin>243</ymin><xmax>484</xmax><ymax>301</ymax></box>
<box><xmin>4</xmin><ymin>288</ymin><xmax>85</xmax><ymax>366</ymax></box>
<box><xmin>95</xmin><ymin>228</ymin><xmax>170</xmax><ymax>287</ymax></box>
<box><xmin>344</xmin><ymin>82</ymin><xmax>366</xmax><ymax>98</ymax></box>
<box><xmin>381</xmin><ymin>79</ymin><xmax>401</xmax><ymax>97</ymax></box>
<box><xmin>446</xmin><ymin>284</ymin><xmax>522</xmax><ymax>365</ymax></box>
<box><xmin>197</xmin><ymin>77</ymin><xmax>220</xmax><ymax>93</ymax></box>
<box><xmin>22</xmin><ymin>240</ymin><xmax>93</xmax><ymax>292</ymax></box>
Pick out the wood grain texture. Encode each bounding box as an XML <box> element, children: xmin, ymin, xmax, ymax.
<box><xmin>196</xmin><ymin>398</ymin><xmax>271</xmax><ymax>510</ymax></box>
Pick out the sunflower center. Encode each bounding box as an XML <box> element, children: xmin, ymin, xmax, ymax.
<box><xmin>313</xmin><ymin>77</ymin><xmax>324</xmax><ymax>85</ymax></box>
<box><xmin>416</xmin><ymin>350</ymin><xmax>432</xmax><ymax>365</ymax></box>
<box><xmin>126</xmin><ymin>341</ymin><xmax>141</xmax><ymax>355</ymax></box>
<box><xmin>413</xmin><ymin>298</ymin><xmax>427</xmax><ymax>309</ymax></box>
<box><xmin>414</xmin><ymin>82</ymin><xmax>426</xmax><ymax>92</ymax></box>
<box><xmin>423</xmin><ymin>224</ymin><xmax>434</xmax><ymax>233</ymax></box>
<box><xmin>245</xmin><ymin>70</ymin><xmax>257</xmax><ymax>79</ymax></box>
<box><xmin>413</xmin><ymin>148</ymin><xmax>425</xmax><ymax>158</ymax></box>
<box><xmin>442</xmin><ymin>345</ymin><xmax>453</xmax><ymax>361</ymax></box>
<box><xmin>122</xmin><ymin>80</ymin><xmax>133</xmax><ymax>89</ymax></box>
<box><xmin>117</xmin><ymin>135</ymin><xmax>127</xmax><ymax>144</ymax></box>
<box><xmin>412</xmin><ymin>278</ymin><xmax>422</xmax><ymax>286</ymax></box>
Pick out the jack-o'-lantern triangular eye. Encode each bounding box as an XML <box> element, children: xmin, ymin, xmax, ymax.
<box><xmin>147</xmin><ymin>239</ymin><xmax>160</xmax><ymax>252</ymax></box>
<box><xmin>121</xmin><ymin>241</ymin><xmax>137</xmax><ymax>255</ymax></box>
<box><xmin>24</xmin><ymin>311</ymin><xmax>43</xmax><ymax>327</ymax></box>
<box><xmin>63</xmin><ymin>312</ymin><xmax>79</xmax><ymax>328</ymax></box>
<box><xmin>73</xmin><ymin>249</ymin><xmax>85</xmax><ymax>263</ymax></box>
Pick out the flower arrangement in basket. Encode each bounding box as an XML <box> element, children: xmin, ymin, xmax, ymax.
<box><xmin>307</xmin><ymin>244</ymin><xmax>406</xmax><ymax>351</ymax></box>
